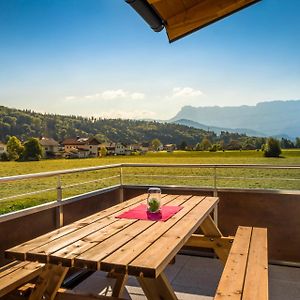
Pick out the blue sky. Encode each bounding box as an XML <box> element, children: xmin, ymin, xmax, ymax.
<box><xmin>0</xmin><ymin>0</ymin><xmax>300</xmax><ymax>119</ymax></box>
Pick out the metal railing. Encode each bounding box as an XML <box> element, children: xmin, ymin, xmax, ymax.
<box><xmin>1</xmin><ymin>163</ymin><xmax>300</xmax><ymax>225</ymax></box>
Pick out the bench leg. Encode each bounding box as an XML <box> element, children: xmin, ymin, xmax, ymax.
<box><xmin>200</xmin><ymin>215</ymin><xmax>230</xmax><ymax>264</ymax></box>
<box><xmin>29</xmin><ymin>264</ymin><xmax>69</xmax><ymax>300</ymax></box>
<box><xmin>137</xmin><ymin>272</ymin><xmax>178</xmax><ymax>300</ymax></box>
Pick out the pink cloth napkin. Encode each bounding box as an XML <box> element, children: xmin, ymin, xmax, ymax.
<box><xmin>116</xmin><ymin>204</ymin><xmax>183</xmax><ymax>222</ymax></box>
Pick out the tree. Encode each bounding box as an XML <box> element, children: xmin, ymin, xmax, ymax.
<box><xmin>199</xmin><ymin>138</ymin><xmax>211</xmax><ymax>151</ymax></box>
<box><xmin>23</xmin><ymin>138</ymin><xmax>42</xmax><ymax>161</ymax></box>
<box><xmin>295</xmin><ymin>137</ymin><xmax>300</xmax><ymax>148</ymax></box>
<box><xmin>151</xmin><ymin>138</ymin><xmax>161</xmax><ymax>151</ymax></box>
<box><xmin>7</xmin><ymin>136</ymin><xmax>23</xmax><ymax>161</ymax></box>
<box><xmin>179</xmin><ymin>141</ymin><xmax>187</xmax><ymax>150</ymax></box>
<box><xmin>1</xmin><ymin>152</ymin><xmax>9</xmax><ymax>161</ymax></box>
<box><xmin>100</xmin><ymin>146</ymin><xmax>107</xmax><ymax>157</ymax></box>
<box><xmin>264</xmin><ymin>138</ymin><xmax>281</xmax><ymax>157</ymax></box>
<box><xmin>280</xmin><ymin>138</ymin><xmax>294</xmax><ymax>149</ymax></box>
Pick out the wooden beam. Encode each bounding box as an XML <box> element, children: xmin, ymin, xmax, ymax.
<box><xmin>137</xmin><ymin>271</ymin><xmax>178</xmax><ymax>300</ymax></box>
<box><xmin>199</xmin><ymin>215</ymin><xmax>230</xmax><ymax>264</ymax></box>
<box><xmin>14</xmin><ymin>284</ymin><xmax>126</xmax><ymax>300</ymax></box>
<box><xmin>185</xmin><ymin>234</ymin><xmax>233</xmax><ymax>250</ymax></box>
<box><xmin>29</xmin><ymin>264</ymin><xmax>69</xmax><ymax>300</ymax></box>
<box><xmin>147</xmin><ymin>0</ymin><xmax>163</xmax><ymax>4</ymax></box>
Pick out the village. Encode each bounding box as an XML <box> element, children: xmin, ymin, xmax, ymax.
<box><xmin>0</xmin><ymin>137</ymin><xmax>178</xmax><ymax>159</ymax></box>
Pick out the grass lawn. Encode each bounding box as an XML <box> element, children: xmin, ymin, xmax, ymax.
<box><xmin>0</xmin><ymin>150</ymin><xmax>300</xmax><ymax>215</ymax></box>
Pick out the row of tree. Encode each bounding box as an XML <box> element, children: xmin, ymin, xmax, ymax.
<box><xmin>2</xmin><ymin>136</ymin><xmax>42</xmax><ymax>161</ymax></box>
<box><xmin>3</xmin><ymin>105</ymin><xmax>299</xmax><ymax>150</ymax></box>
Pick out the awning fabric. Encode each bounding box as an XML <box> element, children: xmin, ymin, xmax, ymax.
<box><xmin>128</xmin><ymin>0</ymin><xmax>261</xmax><ymax>42</ymax></box>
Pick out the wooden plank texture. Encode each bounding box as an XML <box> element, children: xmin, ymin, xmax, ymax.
<box><xmin>74</xmin><ymin>195</ymin><xmax>183</xmax><ymax>270</ymax></box>
<box><xmin>242</xmin><ymin>227</ymin><xmax>268</xmax><ymax>300</ymax></box>
<box><xmin>0</xmin><ymin>262</ymin><xmax>44</xmax><ymax>298</ymax></box>
<box><xmin>214</xmin><ymin>226</ymin><xmax>252</xmax><ymax>300</ymax></box>
<box><xmin>6</xmin><ymin>194</ymin><xmax>149</xmax><ymax>260</ymax></box>
<box><xmin>128</xmin><ymin>196</ymin><xmax>219</xmax><ymax>277</ymax></box>
<box><xmin>100</xmin><ymin>195</ymin><xmax>199</xmax><ymax>273</ymax></box>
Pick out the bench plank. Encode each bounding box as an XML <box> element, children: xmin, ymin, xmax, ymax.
<box><xmin>242</xmin><ymin>227</ymin><xmax>268</xmax><ymax>300</ymax></box>
<box><xmin>0</xmin><ymin>262</ymin><xmax>44</xmax><ymax>298</ymax></box>
<box><xmin>214</xmin><ymin>226</ymin><xmax>252</xmax><ymax>300</ymax></box>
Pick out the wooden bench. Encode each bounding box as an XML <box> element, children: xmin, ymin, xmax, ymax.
<box><xmin>0</xmin><ymin>261</ymin><xmax>44</xmax><ymax>298</ymax></box>
<box><xmin>214</xmin><ymin>226</ymin><xmax>268</xmax><ymax>300</ymax></box>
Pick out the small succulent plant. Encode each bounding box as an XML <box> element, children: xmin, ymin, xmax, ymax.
<box><xmin>148</xmin><ymin>198</ymin><xmax>160</xmax><ymax>213</ymax></box>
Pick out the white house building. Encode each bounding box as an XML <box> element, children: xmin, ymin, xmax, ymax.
<box><xmin>63</xmin><ymin>137</ymin><xmax>101</xmax><ymax>158</ymax></box>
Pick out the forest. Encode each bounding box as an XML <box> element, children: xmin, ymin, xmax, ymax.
<box><xmin>0</xmin><ymin>105</ymin><xmax>279</xmax><ymax>150</ymax></box>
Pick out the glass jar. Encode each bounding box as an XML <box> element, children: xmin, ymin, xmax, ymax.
<box><xmin>147</xmin><ymin>187</ymin><xmax>161</xmax><ymax>213</ymax></box>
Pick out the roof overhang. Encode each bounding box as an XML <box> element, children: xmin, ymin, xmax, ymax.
<box><xmin>126</xmin><ymin>0</ymin><xmax>261</xmax><ymax>42</ymax></box>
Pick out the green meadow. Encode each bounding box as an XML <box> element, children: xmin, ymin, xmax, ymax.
<box><xmin>0</xmin><ymin>150</ymin><xmax>300</xmax><ymax>215</ymax></box>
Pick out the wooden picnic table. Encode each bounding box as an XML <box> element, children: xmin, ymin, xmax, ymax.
<box><xmin>5</xmin><ymin>193</ymin><xmax>222</xmax><ymax>300</ymax></box>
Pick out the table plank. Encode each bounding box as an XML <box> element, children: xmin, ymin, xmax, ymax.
<box><xmin>128</xmin><ymin>196</ymin><xmax>219</xmax><ymax>278</ymax></box>
<box><xmin>242</xmin><ymin>227</ymin><xmax>268</xmax><ymax>300</ymax></box>
<box><xmin>74</xmin><ymin>195</ymin><xmax>189</xmax><ymax>270</ymax></box>
<box><xmin>6</xmin><ymin>194</ymin><xmax>150</xmax><ymax>261</ymax></box>
<box><xmin>100</xmin><ymin>195</ymin><xmax>203</xmax><ymax>273</ymax></box>
<box><xmin>50</xmin><ymin>195</ymin><xmax>184</xmax><ymax>267</ymax></box>
<box><xmin>214</xmin><ymin>226</ymin><xmax>252</xmax><ymax>300</ymax></box>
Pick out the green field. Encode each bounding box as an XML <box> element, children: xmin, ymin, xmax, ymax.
<box><xmin>1</xmin><ymin>150</ymin><xmax>300</xmax><ymax>215</ymax></box>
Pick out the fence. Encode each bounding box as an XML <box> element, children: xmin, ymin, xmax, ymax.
<box><xmin>1</xmin><ymin>163</ymin><xmax>300</xmax><ymax>225</ymax></box>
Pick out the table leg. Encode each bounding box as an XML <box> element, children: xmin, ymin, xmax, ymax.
<box><xmin>200</xmin><ymin>215</ymin><xmax>230</xmax><ymax>264</ymax></box>
<box><xmin>29</xmin><ymin>264</ymin><xmax>69</xmax><ymax>300</ymax></box>
<box><xmin>111</xmin><ymin>273</ymin><xmax>128</xmax><ymax>298</ymax></box>
<box><xmin>137</xmin><ymin>271</ymin><xmax>178</xmax><ymax>300</ymax></box>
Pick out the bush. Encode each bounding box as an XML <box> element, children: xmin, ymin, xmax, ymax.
<box><xmin>23</xmin><ymin>138</ymin><xmax>42</xmax><ymax>161</ymax></box>
<box><xmin>7</xmin><ymin>136</ymin><xmax>24</xmax><ymax>161</ymax></box>
<box><xmin>263</xmin><ymin>138</ymin><xmax>282</xmax><ymax>157</ymax></box>
<box><xmin>1</xmin><ymin>152</ymin><xmax>9</xmax><ymax>161</ymax></box>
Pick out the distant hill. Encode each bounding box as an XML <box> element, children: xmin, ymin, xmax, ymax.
<box><xmin>172</xmin><ymin>119</ymin><xmax>266</xmax><ymax>137</ymax></box>
<box><xmin>170</xmin><ymin>100</ymin><xmax>300</xmax><ymax>138</ymax></box>
<box><xmin>0</xmin><ymin>105</ymin><xmax>211</xmax><ymax>145</ymax></box>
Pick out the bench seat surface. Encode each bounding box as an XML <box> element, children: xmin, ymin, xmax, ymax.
<box><xmin>214</xmin><ymin>226</ymin><xmax>268</xmax><ymax>300</ymax></box>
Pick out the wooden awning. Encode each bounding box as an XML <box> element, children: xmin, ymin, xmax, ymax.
<box><xmin>127</xmin><ymin>0</ymin><xmax>261</xmax><ymax>42</ymax></box>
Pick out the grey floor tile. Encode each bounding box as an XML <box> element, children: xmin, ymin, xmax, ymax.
<box><xmin>71</xmin><ymin>257</ymin><xmax>300</xmax><ymax>300</ymax></box>
<box><xmin>269</xmin><ymin>278</ymin><xmax>300</xmax><ymax>300</ymax></box>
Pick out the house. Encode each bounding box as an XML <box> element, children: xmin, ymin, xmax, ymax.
<box><xmin>140</xmin><ymin>142</ymin><xmax>150</xmax><ymax>154</ymax></box>
<box><xmin>115</xmin><ymin>143</ymin><xmax>126</xmax><ymax>155</ymax></box>
<box><xmin>100</xmin><ymin>142</ymin><xmax>128</xmax><ymax>156</ymax></box>
<box><xmin>63</xmin><ymin>137</ymin><xmax>101</xmax><ymax>158</ymax></box>
<box><xmin>39</xmin><ymin>137</ymin><xmax>60</xmax><ymax>158</ymax></box>
<box><xmin>0</xmin><ymin>142</ymin><xmax>7</xmax><ymax>155</ymax></box>
<box><xmin>164</xmin><ymin>144</ymin><xmax>177</xmax><ymax>152</ymax></box>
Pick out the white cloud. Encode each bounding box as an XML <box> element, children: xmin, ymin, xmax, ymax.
<box><xmin>98</xmin><ymin>110</ymin><xmax>156</xmax><ymax>119</ymax></box>
<box><xmin>130</xmin><ymin>92</ymin><xmax>145</xmax><ymax>100</ymax></box>
<box><xmin>65</xmin><ymin>89</ymin><xmax>145</xmax><ymax>101</ymax></box>
<box><xmin>65</xmin><ymin>96</ymin><xmax>77</xmax><ymax>100</ymax></box>
<box><xmin>101</xmin><ymin>89</ymin><xmax>127</xmax><ymax>100</ymax></box>
<box><xmin>172</xmin><ymin>87</ymin><xmax>203</xmax><ymax>98</ymax></box>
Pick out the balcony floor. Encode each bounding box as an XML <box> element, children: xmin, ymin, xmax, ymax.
<box><xmin>72</xmin><ymin>255</ymin><xmax>300</xmax><ymax>300</ymax></box>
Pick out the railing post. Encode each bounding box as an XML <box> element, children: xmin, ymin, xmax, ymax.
<box><xmin>213</xmin><ymin>166</ymin><xmax>218</xmax><ymax>226</ymax></box>
<box><xmin>56</xmin><ymin>175</ymin><xmax>64</xmax><ymax>228</ymax></box>
<box><xmin>119</xmin><ymin>166</ymin><xmax>124</xmax><ymax>203</ymax></box>
<box><xmin>120</xmin><ymin>166</ymin><xmax>123</xmax><ymax>186</ymax></box>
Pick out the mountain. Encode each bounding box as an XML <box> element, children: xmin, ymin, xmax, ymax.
<box><xmin>170</xmin><ymin>100</ymin><xmax>300</xmax><ymax>138</ymax></box>
<box><xmin>172</xmin><ymin>119</ymin><xmax>266</xmax><ymax>137</ymax></box>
